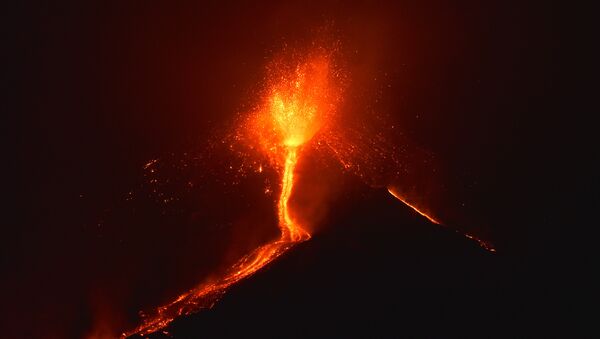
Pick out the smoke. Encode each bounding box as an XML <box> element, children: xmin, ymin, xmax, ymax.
<box><xmin>287</xmin><ymin>145</ymin><xmax>346</xmax><ymax>236</ymax></box>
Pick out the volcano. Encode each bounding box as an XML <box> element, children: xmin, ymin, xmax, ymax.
<box><xmin>5</xmin><ymin>2</ymin><xmax>570</xmax><ymax>338</ymax></box>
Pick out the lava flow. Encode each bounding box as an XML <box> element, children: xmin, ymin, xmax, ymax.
<box><xmin>388</xmin><ymin>187</ymin><xmax>495</xmax><ymax>252</ymax></box>
<box><xmin>123</xmin><ymin>51</ymin><xmax>339</xmax><ymax>337</ymax></box>
<box><xmin>387</xmin><ymin>188</ymin><xmax>441</xmax><ymax>225</ymax></box>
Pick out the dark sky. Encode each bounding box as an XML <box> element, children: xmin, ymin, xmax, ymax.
<box><xmin>4</xmin><ymin>1</ymin><xmax>586</xmax><ymax>338</ymax></box>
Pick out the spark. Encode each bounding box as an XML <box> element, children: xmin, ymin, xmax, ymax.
<box><xmin>143</xmin><ymin>159</ymin><xmax>158</xmax><ymax>170</ymax></box>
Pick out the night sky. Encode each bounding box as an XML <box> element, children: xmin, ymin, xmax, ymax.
<box><xmin>4</xmin><ymin>1</ymin><xmax>586</xmax><ymax>338</ymax></box>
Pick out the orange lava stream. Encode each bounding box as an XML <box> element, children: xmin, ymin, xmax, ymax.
<box><xmin>387</xmin><ymin>187</ymin><xmax>496</xmax><ymax>252</ymax></box>
<box><xmin>279</xmin><ymin>147</ymin><xmax>310</xmax><ymax>242</ymax></box>
<box><xmin>387</xmin><ymin>187</ymin><xmax>441</xmax><ymax>225</ymax></box>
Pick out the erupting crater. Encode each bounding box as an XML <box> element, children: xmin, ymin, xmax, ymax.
<box><xmin>123</xmin><ymin>50</ymin><xmax>341</xmax><ymax>337</ymax></box>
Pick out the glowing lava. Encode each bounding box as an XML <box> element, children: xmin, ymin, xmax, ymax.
<box><xmin>123</xmin><ymin>51</ymin><xmax>338</xmax><ymax>337</ymax></box>
<box><xmin>279</xmin><ymin>148</ymin><xmax>310</xmax><ymax>241</ymax></box>
<box><xmin>387</xmin><ymin>187</ymin><xmax>495</xmax><ymax>252</ymax></box>
<box><xmin>387</xmin><ymin>187</ymin><xmax>441</xmax><ymax>225</ymax></box>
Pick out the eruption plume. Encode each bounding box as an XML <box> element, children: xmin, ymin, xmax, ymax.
<box><xmin>123</xmin><ymin>49</ymin><xmax>340</xmax><ymax>337</ymax></box>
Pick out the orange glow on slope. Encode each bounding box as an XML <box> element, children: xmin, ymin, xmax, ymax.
<box><xmin>122</xmin><ymin>51</ymin><xmax>338</xmax><ymax>337</ymax></box>
<box><xmin>387</xmin><ymin>187</ymin><xmax>496</xmax><ymax>252</ymax></box>
<box><xmin>387</xmin><ymin>187</ymin><xmax>442</xmax><ymax>225</ymax></box>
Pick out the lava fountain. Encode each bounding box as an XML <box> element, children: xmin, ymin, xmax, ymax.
<box><xmin>123</xmin><ymin>50</ymin><xmax>340</xmax><ymax>337</ymax></box>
